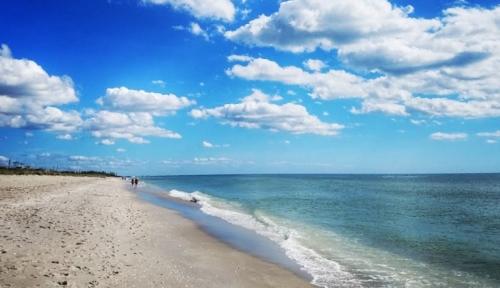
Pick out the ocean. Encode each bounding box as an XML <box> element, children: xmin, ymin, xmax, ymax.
<box><xmin>140</xmin><ymin>174</ymin><xmax>500</xmax><ymax>287</ymax></box>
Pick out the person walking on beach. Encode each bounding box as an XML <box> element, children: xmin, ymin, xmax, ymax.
<box><xmin>131</xmin><ymin>177</ymin><xmax>135</xmax><ymax>187</ymax></box>
<box><xmin>134</xmin><ymin>178</ymin><xmax>139</xmax><ymax>187</ymax></box>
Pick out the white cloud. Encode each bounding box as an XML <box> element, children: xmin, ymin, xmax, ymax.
<box><xmin>91</xmin><ymin>86</ymin><xmax>192</xmax><ymax>144</ymax></box>
<box><xmin>240</xmin><ymin>8</ymin><xmax>251</xmax><ymax>19</ymax></box>
<box><xmin>86</xmin><ymin>110</ymin><xmax>181</xmax><ymax>144</ymax></box>
<box><xmin>351</xmin><ymin>100</ymin><xmax>408</xmax><ymax>116</ymax></box>
<box><xmin>152</xmin><ymin>79</ymin><xmax>166</xmax><ymax>87</ymax></box>
<box><xmin>477</xmin><ymin>130</ymin><xmax>500</xmax><ymax>138</ymax></box>
<box><xmin>410</xmin><ymin>119</ymin><xmax>426</xmax><ymax>125</ymax></box>
<box><xmin>227</xmin><ymin>56</ymin><xmax>500</xmax><ymax>118</ymax></box>
<box><xmin>430</xmin><ymin>132</ymin><xmax>468</xmax><ymax>141</ymax></box>
<box><xmin>100</xmin><ymin>139</ymin><xmax>115</xmax><ymax>145</ymax></box>
<box><xmin>477</xmin><ymin>130</ymin><xmax>500</xmax><ymax>144</ymax></box>
<box><xmin>27</xmin><ymin>107</ymin><xmax>82</xmax><ymax>132</ymax></box>
<box><xmin>225</xmin><ymin>3</ymin><xmax>500</xmax><ymax>120</ymax></box>
<box><xmin>202</xmin><ymin>140</ymin><xmax>214</xmax><ymax>148</ymax></box>
<box><xmin>116</xmin><ymin>148</ymin><xmax>126</xmax><ymax>153</ymax></box>
<box><xmin>403</xmin><ymin>97</ymin><xmax>500</xmax><ymax>118</ymax></box>
<box><xmin>143</xmin><ymin>0</ymin><xmax>235</xmax><ymax>22</ymax></box>
<box><xmin>227</xmin><ymin>54</ymin><xmax>254</xmax><ymax>62</ymax></box>
<box><xmin>189</xmin><ymin>22</ymin><xmax>209</xmax><ymax>40</ymax></box>
<box><xmin>225</xmin><ymin>0</ymin><xmax>497</xmax><ymax>75</ymax></box>
<box><xmin>190</xmin><ymin>89</ymin><xmax>343</xmax><ymax>136</ymax></box>
<box><xmin>225</xmin><ymin>0</ymin><xmax>437</xmax><ymax>53</ymax></box>
<box><xmin>57</xmin><ymin>134</ymin><xmax>73</xmax><ymax>140</ymax></box>
<box><xmin>0</xmin><ymin>44</ymin><xmax>82</xmax><ymax>135</ymax></box>
<box><xmin>0</xmin><ymin>44</ymin><xmax>77</xmax><ymax>106</ymax></box>
<box><xmin>227</xmin><ymin>57</ymin><xmax>366</xmax><ymax>100</ymax></box>
<box><xmin>303</xmin><ymin>59</ymin><xmax>327</xmax><ymax>72</ymax></box>
<box><xmin>202</xmin><ymin>140</ymin><xmax>229</xmax><ymax>148</ymax></box>
<box><xmin>96</xmin><ymin>87</ymin><xmax>194</xmax><ymax>115</ymax></box>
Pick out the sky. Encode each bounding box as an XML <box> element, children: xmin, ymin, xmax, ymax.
<box><xmin>0</xmin><ymin>0</ymin><xmax>499</xmax><ymax>175</ymax></box>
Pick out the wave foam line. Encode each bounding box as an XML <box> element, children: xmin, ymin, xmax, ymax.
<box><xmin>166</xmin><ymin>189</ymin><xmax>361</xmax><ymax>288</ymax></box>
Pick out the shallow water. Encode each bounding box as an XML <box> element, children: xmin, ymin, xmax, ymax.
<box><xmin>137</xmin><ymin>189</ymin><xmax>308</xmax><ymax>280</ymax></box>
<box><xmin>142</xmin><ymin>174</ymin><xmax>500</xmax><ymax>287</ymax></box>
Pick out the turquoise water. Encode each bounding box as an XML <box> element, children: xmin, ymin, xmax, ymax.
<box><xmin>143</xmin><ymin>174</ymin><xmax>500</xmax><ymax>287</ymax></box>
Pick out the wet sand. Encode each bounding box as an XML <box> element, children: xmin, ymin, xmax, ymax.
<box><xmin>0</xmin><ymin>175</ymin><xmax>312</xmax><ymax>287</ymax></box>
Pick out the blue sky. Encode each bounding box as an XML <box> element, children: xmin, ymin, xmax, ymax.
<box><xmin>0</xmin><ymin>0</ymin><xmax>499</xmax><ymax>175</ymax></box>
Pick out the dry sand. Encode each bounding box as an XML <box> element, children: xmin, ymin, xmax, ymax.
<box><xmin>0</xmin><ymin>175</ymin><xmax>312</xmax><ymax>287</ymax></box>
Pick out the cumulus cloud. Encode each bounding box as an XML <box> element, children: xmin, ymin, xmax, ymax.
<box><xmin>303</xmin><ymin>59</ymin><xmax>327</xmax><ymax>72</ymax></box>
<box><xmin>86</xmin><ymin>110</ymin><xmax>181</xmax><ymax>144</ymax></box>
<box><xmin>227</xmin><ymin>56</ymin><xmax>500</xmax><ymax>118</ymax></box>
<box><xmin>351</xmin><ymin>100</ymin><xmax>408</xmax><ymax>116</ymax></box>
<box><xmin>173</xmin><ymin>22</ymin><xmax>211</xmax><ymax>40</ymax></box>
<box><xmin>189</xmin><ymin>22</ymin><xmax>209</xmax><ymax>40</ymax></box>
<box><xmin>430</xmin><ymin>132</ymin><xmax>468</xmax><ymax>141</ymax></box>
<box><xmin>190</xmin><ymin>89</ymin><xmax>343</xmax><ymax>136</ymax></box>
<box><xmin>227</xmin><ymin>57</ymin><xmax>366</xmax><ymax>100</ymax></box>
<box><xmin>96</xmin><ymin>87</ymin><xmax>194</xmax><ymax>115</ymax></box>
<box><xmin>23</xmin><ymin>107</ymin><xmax>83</xmax><ymax>132</ymax></box>
<box><xmin>143</xmin><ymin>0</ymin><xmax>235</xmax><ymax>22</ymax></box>
<box><xmin>91</xmin><ymin>86</ymin><xmax>193</xmax><ymax>144</ymax></box>
<box><xmin>224</xmin><ymin>2</ymin><xmax>500</xmax><ymax>119</ymax></box>
<box><xmin>225</xmin><ymin>0</ymin><xmax>438</xmax><ymax>53</ymax></box>
<box><xmin>403</xmin><ymin>97</ymin><xmax>500</xmax><ymax>118</ymax></box>
<box><xmin>225</xmin><ymin>0</ymin><xmax>497</xmax><ymax>73</ymax></box>
<box><xmin>0</xmin><ymin>44</ymin><xmax>77</xmax><ymax>105</ymax></box>
<box><xmin>0</xmin><ymin>44</ymin><xmax>82</xmax><ymax>137</ymax></box>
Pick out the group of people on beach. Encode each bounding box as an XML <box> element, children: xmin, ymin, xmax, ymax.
<box><xmin>130</xmin><ymin>177</ymin><xmax>139</xmax><ymax>187</ymax></box>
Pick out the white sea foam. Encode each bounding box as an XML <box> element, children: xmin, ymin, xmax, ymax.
<box><xmin>168</xmin><ymin>189</ymin><xmax>195</xmax><ymax>201</ymax></box>
<box><xmin>160</xmin><ymin>184</ymin><xmax>500</xmax><ymax>288</ymax></box>
<box><xmin>166</xmin><ymin>189</ymin><xmax>360</xmax><ymax>287</ymax></box>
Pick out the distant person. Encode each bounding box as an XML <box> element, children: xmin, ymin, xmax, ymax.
<box><xmin>131</xmin><ymin>178</ymin><xmax>135</xmax><ymax>187</ymax></box>
<box><xmin>134</xmin><ymin>178</ymin><xmax>139</xmax><ymax>187</ymax></box>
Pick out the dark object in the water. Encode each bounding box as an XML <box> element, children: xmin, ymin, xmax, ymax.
<box><xmin>190</xmin><ymin>197</ymin><xmax>199</xmax><ymax>203</ymax></box>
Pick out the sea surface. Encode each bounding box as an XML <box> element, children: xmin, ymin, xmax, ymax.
<box><xmin>141</xmin><ymin>174</ymin><xmax>500</xmax><ymax>287</ymax></box>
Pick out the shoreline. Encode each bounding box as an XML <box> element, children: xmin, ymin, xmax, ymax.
<box><xmin>135</xmin><ymin>184</ymin><xmax>312</xmax><ymax>281</ymax></box>
<box><xmin>0</xmin><ymin>175</ymin><xmax>312</xmax><ymax>287</ymax></box>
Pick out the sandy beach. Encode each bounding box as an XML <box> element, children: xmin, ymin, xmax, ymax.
<box><xmin>0</xmin><ymin>175</ymin><xmax>311</xmax><ymax>288</ymax></box>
